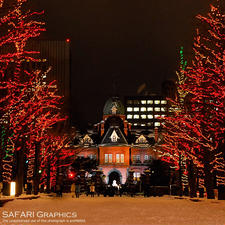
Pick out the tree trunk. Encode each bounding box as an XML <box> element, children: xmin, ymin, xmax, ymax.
<box><xmin>46</xmin><ymin>158</ymin><xmax>51</xmax><ymax>193</ymax></box>
<box><xmin>187</xmin><ymin>159</ymin><xmax>197</xmax><ymax>198</ymax></box>
<box><xmin>204</xmin><ymin>165</ymin><xmax>215</xmax><ymax>199</ymax></box>
<box><xmin>203</xmin><ymin>151</ymin><xmax>215</xmax><ymax>199</ymax></box>
<box><xmin>178</xmin><ymin>154</ymin><xmax>183</xmax><ymax>196</ymax></box>
<box><xmin>33</xmin><ymin>142</ymin><xmax>40</xmax><ymax>195</ymax></box>
<box><xmin>15</xmin><ymin>150</ymin><xmax>24</xmax><ymax>196</ymax></box>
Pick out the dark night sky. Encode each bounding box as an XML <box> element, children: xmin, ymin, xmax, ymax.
<box><xmin>31</xmin><ymin>0</ymin><xmax>211</xmax><ymax>130</ymax></box>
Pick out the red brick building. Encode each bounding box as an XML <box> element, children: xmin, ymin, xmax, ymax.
<box><xmin>75</xmin><ymin>97</ymin><xmax>162</xmax><ymax>184</ymax></box>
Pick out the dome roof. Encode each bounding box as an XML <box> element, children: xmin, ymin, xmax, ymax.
<box><xmin>103</xmin><ymin>97</ymin><xmax>125</xmax><ymax>115</ymax></box>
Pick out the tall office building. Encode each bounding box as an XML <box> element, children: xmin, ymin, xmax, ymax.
<box><xmin>124</xmin><ymin>95</ymin><xmax>168</xmax><ymax>129</ymax></box>
<box><xmin>26</xmin><ymin>40</ymin><xmax>71</xmax><ymax>117</ymax></box>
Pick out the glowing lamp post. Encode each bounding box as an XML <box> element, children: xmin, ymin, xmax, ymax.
<box><xmin>10</xmin><ymin>182</ymin><xmax>16</xmax><ymax>196</ymax></box>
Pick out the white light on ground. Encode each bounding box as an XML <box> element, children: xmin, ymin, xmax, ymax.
<box><xmin>10</xmin><ymin>182</ymin><xmax>16</xmax><ymax>196</ymax></box>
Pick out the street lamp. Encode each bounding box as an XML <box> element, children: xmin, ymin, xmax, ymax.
<box><xmin>10</xmin><ymin>182</ymin><xmax>16</xmax><ymax>196</ymax></box>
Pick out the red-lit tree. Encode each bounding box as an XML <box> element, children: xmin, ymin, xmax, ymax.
<box><xmin>159</xmin><ymin>47</ymin><xmax>199</xmax><ymax>197</ymax></box>
<box><xmin>161</xmin><ymin>1</ymin><xmax>225</xmax><ymax>199</ymax></box>
<box><xmin>0</xmin><ymin>0</ymin><xmax>69</xmax><ymax>195</ymax></box>
<box><xmin>0</xmin><ymin>0</ymin><xmax>45</xmax><ymax>194</ymax></box>
<box><xmin>182</xmin><ymin>1</ymin><xmax>225</xmax><ymax>199</ymax></box>
<box><xmin>39</xmin><ymin>133</ymin><xmax>78</xmax><ymax>193</ymax></box>
<box><xmin>10</xmin><ymin>69</ymin><xmax>66</xmax><ymax>194</ymax></box>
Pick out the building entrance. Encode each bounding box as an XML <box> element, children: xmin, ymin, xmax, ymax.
<box><xmin>108</xmin><ymin>171</ymin><xmax>121</xmax><ymax>185</ymax></box>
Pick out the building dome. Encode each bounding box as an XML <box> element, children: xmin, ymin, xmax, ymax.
<box><xmin>103</xmin><ymin>97</ymin><xmax>125</xmax><ymax>115</ymax></box>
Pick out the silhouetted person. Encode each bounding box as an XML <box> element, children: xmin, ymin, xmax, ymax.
<box><xmin>119</xmin><ymin>184</ymin><xmax>123</xmax><ymax>197</ymax></box>
<box><xmin>75</xmin><ymin>183</ymin><xmax>80</xmax><ymax>198</ymax></box>
<box><xmin>90</xmin><ymin>183</ymin><xmax>95</xmax><ymax>197</ymax></box>
<box><xmin>71</xmin><ymin>183</ymin><xmax>75</xmax><ymax>198</ymax></box>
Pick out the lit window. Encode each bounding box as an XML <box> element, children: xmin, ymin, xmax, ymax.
<box><xmin>154</xmin><ymin>100</ymin><xmax>160</xmax><ymax>104</ymax></box>
<box><xmin>121</xmin><ymin>154</ymin><xmax>124</xmax><ymax>163</ymax></box>
<box><xmin>147</xmin><ymin>115</ymin><xmax>153</xmax><ymax>119</ymax></box>
<box><xmin>161</xmin><ymin>115</ymin><xmax>166</xmax><ymax>118</ymax></box>
<box><xmin>155</xmin><ymin>107</ymin><xmax>160</xmax><ymax>112</ymax></box>
<box><xmin>105</xmin><ymin>154</ymin><xmax>108</xmax><ymax>163</ymax></box>
<box><xmin>141</xmin><ymin>100</ymin><xmax>146</xmax><ymax>104</ymax></box>
<box><xmin>127</xmin><ymin>114</ymin><xmax>133</xmax><ymax>119</ymax></box>
<box><xmin>154</xmin><ymin>122</ymin><xmax>160</xmax><ymax>127</ymax></box>
<box><xmin>144</xmin><ymin>155</ymin><xmax>149</xmax><ymax>160</ymax></box>
<box><xmin>154</xmin><ymin>115</ymin><xmax>160</xmax><ymax>118</ymax></box>
<box><xmin>133</xmin><ymin>155</ymin><xmax>140</xmax><ymax>161</ymax></box>
<box><xmin>141</xmin><ymin>124</ymin><xmax>145</xmax><ymax>126</ymax></box>
<box><xmin>127</xmin><ymin>107</ymin><xmax>133</xmax><ymax>112</ymax></box>
<box><xmin>109</xmin><ymin>154</ymin><xmax>112</xmax><ymax>163</ymax></box>
<box><xmin>116</xmin><ymin>154</ymin><xmax>120</xmax><ymax>163</ymax></box>
<box><xmin>141</xmin><ymin>115</ymin><xmax>146</xmax><ymax>119</ymax></box>
<box><xmin>147</xmin><ymin>107</ymin><xmax>153</xmax><ymax>111</ymax></box>
<box><xmin>141</xmin><ymin>107</ymin><xmax>146</xmax><ymax>112</ymax></box>
<box><xmin>134</xmin><ymin>107</ymin><xmax>139</xmax><ymax>112</ymax></box>
<box><xmin>161</xmin><ymin>107</ymin><xmax>165</xmax><ymax>111</ymax></box>
<box><xmin>134</xmin><ymin>115</ymin><xmax>139</xmax><ymax>119</ymax></box>
<box><xmin>133</xmin><ymin>172</ymin><xmax>141</xmax><ymax>178</ymax></box>
<box><xmin>147</xmin><ymin>100</ymin><xmax>153</xmax><ymax>104</ymax></box>
<box><xmin>133</xmin><ymin>123</ymin><xmax>138</xmax><ymax>126</ymax></box>
<box><xmin>161</xmin><ymin>100</ymin><xmax>167</xmax><ymax>104</ymax></box>
<box><xmin>111</xmin><ymin>134</ymin><xmax>117</xmax><ymax>142</ymax></box>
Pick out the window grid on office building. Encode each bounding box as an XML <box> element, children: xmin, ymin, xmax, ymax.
<box><xmin>125</xmin><ymin>96</ymin><xmax>168</xmax><ymax>128</ymax></box>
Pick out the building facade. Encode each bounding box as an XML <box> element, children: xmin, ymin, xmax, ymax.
<box><xmin>74</xmin><ymin>97</ymin><xmax>163</xmax><ymax>184</ymax></box>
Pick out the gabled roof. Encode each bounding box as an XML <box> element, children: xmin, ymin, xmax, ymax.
<box><xmin>135</xmin><ymin>135</ymin><xmax>148</xmax><ymax>144</ymax></box>
<box><xmin>81</xmin><ymin>134</ymin><xmax>93</xmax><ymax>144</ymax></box>
<box><xmin>79</xmin><ymin>134</ymin><xmax>95</xmax><ymax>147</ymax></box>
<box><xmin>132</xmin><ymin>134</ymin><xmax>153</xmax><ymax>148</ymax></box>
<box><xmin>100</xmin><ymin>126</ymin><xmax>128</xmax><ymax>146</ymax></box>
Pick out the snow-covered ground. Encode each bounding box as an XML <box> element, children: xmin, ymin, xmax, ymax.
<box><xmin>0</xmin><ymin>194</ymin><xmax>225</xmax><ymax>225</ymax></box>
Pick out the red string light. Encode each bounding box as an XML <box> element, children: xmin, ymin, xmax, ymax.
<box><xmin>0</xmin><ymin>0</ymin><xmax>71</xmax><ymax>188</ymax></box>
<box><xmin>160</xmin><ymin>2</ymin><xmax>225</xmax><ymax>191</ymax></box>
